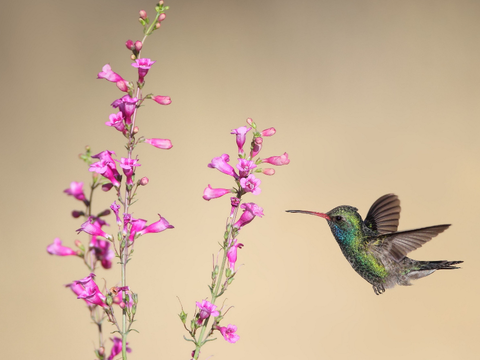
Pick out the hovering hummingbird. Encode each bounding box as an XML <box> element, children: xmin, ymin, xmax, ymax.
<box><xmin>287</xmin><ymin>194</ymin><xmax>463</xmax><ymax>295</ymax></box>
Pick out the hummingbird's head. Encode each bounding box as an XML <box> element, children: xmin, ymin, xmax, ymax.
<box><xmin>286</xmin><ymin>205</ymin><xmax>362</xmax><ymax>245</ymax></box>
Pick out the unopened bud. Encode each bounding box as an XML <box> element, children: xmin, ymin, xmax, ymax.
<box><xmin>155</xmin><ymin>22</ymin><xmax>161</xmax><ymax>29</ymax></box>
<box><xmin>263</xmin><ymin>168</ymin><xmax>275</xmax><ymax>176</ymax></box>
<box><xmin>74</xmin><ymin>240</ymin><xmax>84</xmax><ymax>249</ymax></box>
<box><xmin>159</xmin><ymin>0</ymin><xmax>164</xmax><ymax>5</ymax></box>
<box><xmin>139</xmin><ymin>10</ymin><xmax>147</xmax><ymax>19</ymax></box>
<box><xmin>158</xmin><ymin>13</ymin><xmax>166</xmax><ymax>22</ymax></box>
<box><xmin>135</xmin><ymin>41</ymin><xmax>143</xmax><ymax>51</ymax></box>
<box><xmin>133</xmin><ymin>126</ymin><xmax>139</xmax><ymax>134</ymax></box>
<box><xmin>119</xmin><ymin>301</ymin><xmax>126</xmax><ymax>309</ymax></box>
<box><xmin>131</xmin><ymin>54</ymin><xmax>136</xmax><ymax>60</ymax></box>
<box><xmin>102</xmin><ymin>183</ymin><xmax>114</xmax><ymax>192</ymax></box>
<box><xmin>71</xmin><ymin>210</ymin><xmax>83</xmax><ymax>218</ymax></box>
<box><xmin>261</xmin><ymin>127</ymin><xmax>276</xmax><ymax>137</ymax></box>
<box><xmin>98</xmin><ymin>347</ymin><xmax>105</xmax><ymax>356</ymax></box>
<box><xmin>255</xmin><ymin>137</ymin><xmax>263</xmax><ymax>145</ymax></box>
<box><xmin>139</xmin><ymin>177</ymin><xmax>149</xmax><ymax>186</ymax></box>
<box><xmin>125</xmin><ymin>39</ymin><xmax>134</xmax><ymax>50</ymax></box>
<box><xmin>106</xmin><ymin>295</ymin><xmax>113</xmax><ymax>306</ymax></box>
<box><xmin>97</xmin><ymin>209</ymin><xmax>111</xmax><ymax>217</ymax></box>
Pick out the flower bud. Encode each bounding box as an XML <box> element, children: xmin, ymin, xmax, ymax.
<box><xmin>139</xmin><ymin>10</ymin><xmax>147</xmax><ymax>19</ymax></box>
<box><xmin>106</xmin><ymin>295</ymin><xmax>113</xmax><ymax>306</ymax></box>
<box><xmin>261</xmin><ymin>127</ymin><xmax>276</xmax><ymax>137</ymax></box>
<box><xmin>102</xmin><ymin>183</ymin><xmax>114</xmax><ymax>192</ymax></box>
<box><xmin>125</xmin><ymin>39</ymin><xmax>134</xmax><ymax>50</ymax></box>
<box><xmin>133</xmin><ymin>126</ymin><xmax>139</xmax><ymax>134</ymax></box>
<box><xmin>72</xmin><ymin>210</ymin><xmax>83</xmax><ymax>218</ymax></box>
<box><xmin>98</xmin><ymin>347</ymin><xmax>105</xmax><ymax>357</ymax></box>
<box><xmin>116</xmin><ymin>80</ymin><xmax>128</xmax><ymax>92</ymax></box>
<box><xmin>158</xmin><ymin>13</ymin><xmax>166</xmax><ymax>22</ymax></box>
<box><xmin>153</xmin><ymin>95</ymin><xmax>172</xmax><ymax>105</ymax></box>
<box><xmin>255</xmin><ymin>137</ymin><xmax>263</xmax><ymax>145</ymax></box>
<box><xmin>135</xmin><ymin>41</ymin><xmax>143</xmax><ymax>51</ymax></box>
<box><xmin>139</xmin><ymin>177</ymin><xmax>149</xmax><ymax>186</ymax></box>
<box><xmin>155</xmin><ymin>22</ymin><xmax>161</xmax><ymax>29</ymax></box>
<box><xmin>119</xmin><ymin>301</ymin><xmax>126</xmax><ymax>309</ymax></box>
<box><xmin>159</xmin><ymin>0</ymin><xmax>164</xmax><ymax>5</ymax></box>
<box><xmin>130</xmin><ymin>54</ymin><xmax>136</xmax><ymax>60</ymax></box>
<box><xmin>74</xmin><ymin>240</ymin><xmax>84</xmax><ymax>250</ymax></box>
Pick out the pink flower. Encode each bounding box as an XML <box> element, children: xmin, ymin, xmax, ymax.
<box><xmin>73</xmin><ymin>273</ymin><xmax>108</xmax><ymax>308</ymax></box>
<box><xmin>208</xmin><ymin>154</ymin><xmax>238</xmax><ymax>178</ymax></box>
<box><xmin>128</xmin><ymin>218</ymin><xmax>147</xmax><ymax>241</ymax></box>
<box><xmin>111</xmin><ymin>95</ymin><xmax>138</xmax><ymax>124</ymax></box>
<box><xmin>261</xmin><ymin>127</ymin><xmax>276</xmax><ymax>137</ymax></box>
<box><xmin>90</xmin><ymin>236</ymin><xmax>114</xmax><ymax>269</ymax></box>
<box><xmin>262</xmin><ymin>168</ymin><xmax>275</xmax><ymax>176</ymax></box>
<box><xmin>230</xmin><ymin>126</ymin><xmax>251</xmax><ymax>154</ymax></box>
<box><xmin>116</xmin><ymin>80</ymin><xmax>129</xmax><ymax>92</ymax></box>
<box><xmin>97</xmin><ymin>64</ymin><xmax>123</xmax><ymax>83</ymax></box>
<box><xmin>236</xmin><ymin>159</ymin><xmax>256</xmax><ymax>177</ymax></box>
<box><xmin>227</xmin><ymin>239</ymin><xmax>244</xmax><ymax>270</ymax></box>
<box><xmin>145</xmin><ymin>138</ymin><xmax>172</xmax><ymax>149</ymax></box>
<box><xmin>195</xmin><ymin>300</ymin><xmax>219</xmax><ymax>325</ymax></box>
<box><xmin>153</xmin><ymin>95</ymin><xmax>172</xmax><ymax>105</ymax></box>
<box><xmin>116</xmin><ymin>157</ymin><xmax>141</xmax><ymax>185</ymax></box>
<box><xmin>77</xmin><ymin>218</ymin><xmax>113</xmax><ymax>240</ymax></box>
<box><xmin>262</xmin><ymin>152</ymin><xmax>290</xmax><ymax>166</ymax></box>
<box><xmin>137</xmin><ymin>214</ymin><xmax>174</xmax><ymax>236</ymax></box>
<box><xmin>108</xmin><ymin>337</ymin><xmax>132</xmax><ymax>360</ymax></box>
<box><xmin>131</xmin><ymin>58</ymin><xmax>156</xmax><ymax>83</ymax></box>
<box><xmin>239</xmin><ymin>174</ymin><xmax>261</xmax><ymax>195</ymax></box>
<box><xmin>203</xmin><ymin>185</ymin><xmax>232</xmax><ymax>201</ymax></box>
<box><xmin>90</xmin><ymin>151</ymin><xmax>121</xmax><ymax>187</ymax></box>
<box><xmin>110</xmin><ymin>201</ymin><xmax>122</xmax><ymax>225</ymax></box>
<box><xmin>105</xmin><ymin>112</ymin><xmax>126</xmax><ymax>133</ymax></box>
<box><xmin>47</xmin><ymin>238</ymin><xmax>77</xmax><ymax>256</ymax></box>
<box><xmin>63</xmin><ymin>181</ymin><xmax>86</xmax><ymax>201</ymax></box>
<box><xmin>233</xmin><ymin>202</ymin><xmax>264</xmax><ymax>229</ymax></box>
<box><xmin>125</xmin><ymin>39</ymin><xmax>134</xmax><ymax>50</ymax></box>
<box><xmin>216</xmin><ymin>324</ymin><xmax>240</xmax><ymax>343</ymax></box>
<box><xmin>113</xmin><ymin>289</ymin><xmax>134</xmax><ymax>308</ymax></box>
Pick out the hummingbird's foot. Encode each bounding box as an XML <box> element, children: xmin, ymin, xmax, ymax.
<box><xmin>373</xmin><ymin>284</ymin><xmax>385</xmax><ymax>295</ymax></box>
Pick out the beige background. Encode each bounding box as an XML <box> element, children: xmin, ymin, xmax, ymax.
<box><xmin>1</xmin><ymin>0</ymin><xmax>479</xmax><ymax>359</ymax></box>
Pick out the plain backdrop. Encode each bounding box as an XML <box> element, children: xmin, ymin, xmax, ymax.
<box><xmin>1</xmin><ymin>0</ymin><xmax>479</xmax><ymax>359</ymax></box>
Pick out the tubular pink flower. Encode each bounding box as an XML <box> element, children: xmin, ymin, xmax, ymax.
<box><xmin>208</xmin><ymin>154</ymin><xmax>238</xmax><ymax>178</ymax></box>
<box><xmin>97</xmin><ymin>64</ymin><xmax>123</xmax><ymax>83</ymax></box>
<box><xmin>63</xmin><ymin>181</ymin><xmax>86</xmax><ymax>201</ymax></box>
<box><xmin>77</xmin><ymin>218</ymin><xmax>113</xmax><ymax>241</ymax></box>
<box><xmin>195</xmin><ymin>300</ymin><xmax>219</xmax><ymax>325</ymax></box>
<box><xmin>47</xmin><ymin>238</ymin><xmax>77</xmax><ymax>256</ymax></box>
<box><xmin>227</xmin><ymin>239</ymin><xmax>244</xmax><ymax>270</ymax></box>
<box><xmin>129</xmin><ymin>218</ymin><xmax>147</xmax><ymax>241</ymax></box>
<box><xmin>73</xmin><ymin>273</ymin><xmax>108</xmax><ymax>308</ymax></box>
<box><xmin>90</xmin><ymin>236</ymin><xmax>114</xmax><ymax>269</ymax></box>
<box><xmin>261</xmin><ymin>127</ymin><xmax>276</xmax><ymax>137</ymax></box>
<box><xmin>153</xmin><ymin>95</ymin><xmax>172</xmax><ymax>105</ymax></box>
<box><xmin>131</xmin><ymin>58</ymin><xmax>156</xmax><ymax>83</ymax></box>
<box><xmin>262</xmin><ymin>152</ymin><xmax>290</xmax><ymax>166</ymax></box>
<box><xmin>145</xmin><ymin>138</ymin><xmax>172</xmax><ymax>149</ymax></box>
<box><xmin>89</xmin><ymin>161</ymin><xmax>121</xmax><ymax>187</ymax></box>
<box><xmin>111</xmin><ymin>95</ymin><xmax>138</xmax><ymax>124</ymax></box>
<box><xmin>233</xmin><ymin>202</ymin><xmax>264</xmax><ymax>229</ymax></box>
<box><xmin>230</xmin><ymin>126</ymin><xmax>251</xmax><ymax>154</ymax></box>
<box><xmin>137</xmin><ymin>214</ymin><xmax>174</xmax><ymax>236</ymax></box>
<box><xmin>217</xmin><ymin>324</ymin><xmax>240</xmax><ymax>343</ymax></box>
<box><xmin>203</xmin><ymin>185</ymin><xmax>232</xmax><ymax>201</ymax></box>
<box><xmin>236</xmin><ymin>159</ymin><xmax>256</xmax><ymax>177</ymax></box>
<box><xmin>105</xmin><ymin>112</ymin><xmax>126</xmax><ymax>133</ymax></box>
<box><xmin>110</xmin><ymin>201</ymin><xmax>122</xmax><ymax>225</ymax></box>
<box><xmin>113</xmin><ymin>289</ymin><xmax>134</xmax><ymax>308</ymax></box>
<box><xmin>239</xmin><ymin>174</ymin><xmax>261</xmax><ymax>195</ymax></box>
<box><xmin>108</xmin><ymin>337</ymin><xmax>131</xmax><ymax>360</ymax></box>
<box><xmin>116</xmin><ymin>158</ymin><xmax>141</xmax><ymax>185</ymax></box>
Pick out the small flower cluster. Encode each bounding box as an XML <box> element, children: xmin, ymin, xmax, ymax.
<box><xmin>47</xmin><ymin>3</ymin><xmax>172</xmax><ymax>360</ymax></box>
<box><xmin>181</xmin><ymin>118</ymin><xmax>289</xmax><ymax>359</ymax></box>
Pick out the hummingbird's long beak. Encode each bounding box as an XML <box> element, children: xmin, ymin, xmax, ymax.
<box><xmin>286</xmin><ymin>210</ymin><xmax>331</xmax><ymax>220</ymax></box>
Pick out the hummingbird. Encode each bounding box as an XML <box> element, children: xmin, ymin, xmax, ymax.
<box><xmin>287</xmin><ymin>194</ymin><xmax>463</xmax><ymax>295</ymax></box>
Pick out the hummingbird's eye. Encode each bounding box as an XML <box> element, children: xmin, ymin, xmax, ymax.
<box><xmin>335</xmin><ymin>215</ymin><xmax>343</xmax><ymax>222</ymax></box>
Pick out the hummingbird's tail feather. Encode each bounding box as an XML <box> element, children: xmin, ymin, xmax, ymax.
<box><xmin>401</xmin><ymin>259</ymin><xmax>463</xmax><ymax>284</ymax></box>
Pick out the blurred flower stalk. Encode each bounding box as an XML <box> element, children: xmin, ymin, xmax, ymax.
<box><xmin>47</xmin><ymin>2</ymin><xmax>173</xmax><ymax>359</ymax></box>
<box><xmin>180</xmin><ymin>118</ymin><xmax>290</xmax><ymax>359</ymax></box>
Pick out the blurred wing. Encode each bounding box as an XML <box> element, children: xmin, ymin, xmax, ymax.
<box><xmin>368</xmin><ymin>224</ymin><xmax>451</xmax><ymax>262</ymax></box>
<box><xmin>364</xmin><ymin>194</ymin><xmax>401</xmax><ymax>234</ymax></box>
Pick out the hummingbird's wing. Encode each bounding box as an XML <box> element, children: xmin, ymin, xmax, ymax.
<box><xmin>364</xmin><ymin>194</ymin><xmax>401</xmax><ymax>234</ymax></box>
<box><xmin>367</xmin><ymin>224</ymin><xmax>451</xmax><ymax>262</ymax></box>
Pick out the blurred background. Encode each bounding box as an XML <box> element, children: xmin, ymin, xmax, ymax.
<box><xmin>1</xmin><ymin>0</ymin><xmax>479</xmax><ymax>359</ymax></box>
